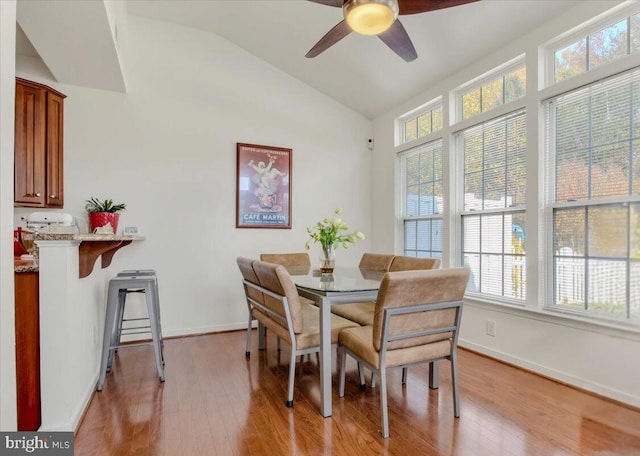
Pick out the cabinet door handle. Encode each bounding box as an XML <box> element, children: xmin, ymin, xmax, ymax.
<box><xmin>50</xmin><ymin>194</ymin><xmax>57</xmax><ymax>198</ymax></box>
<box><xmin>35</xmin><ymin>193</ymin><xmax>41</xmax><ymax>197</ymax></box>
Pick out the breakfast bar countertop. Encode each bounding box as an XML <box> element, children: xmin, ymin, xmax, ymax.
<box><xmin>14</xmin><ymin>234</ymin><xmax>145</xmax><ymax>273</ymax></box>
<box><xmin>14</xmin><ymin>258</ymin><xmax>38</xmax><ymax>273</ymax></box>
<box><xmin>36</xmin><ymin>233</ymin><xmax>145</xmax><ymax>241</ymax></box>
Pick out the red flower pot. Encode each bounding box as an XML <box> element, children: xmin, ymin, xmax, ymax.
<box><xmin>88</xmin><ymin>212</ymin><xmax>120</xmax><ymax>234</ymax></box>
<box><xmin>14</xmin><ymin>228</ymin><xmax>27</xmax><ymax>256</ymax></box>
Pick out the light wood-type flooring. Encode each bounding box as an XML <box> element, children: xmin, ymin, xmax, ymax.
<box><xmin>75</xmin><ymin>330</ymin><xmax>640</xmax><ymax>455</ymax></box>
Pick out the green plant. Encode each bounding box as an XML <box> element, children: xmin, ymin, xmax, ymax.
<box><xmin>85</xmin><ymin>197</ymin><xmax>127</xmax><ymax>213</ymax></box>
<box><xmin>305</xmin><ymin>207</ymin><xmax>365</xmax><ymax>250</ymax></box>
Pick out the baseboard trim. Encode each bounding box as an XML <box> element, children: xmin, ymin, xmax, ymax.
<box><xmin>71</xmin><ymin>374</ymin><xmax>98</xmax><ymax>432</ymax></box>
<box><xmin>38</xmin><ymin>371</ymin><xmax>98</xmax><ymax>432</ymax></box>
<box><xmin>459</xmin><ymin>339</ymin><xmax>640</xmax><ymax>410</ymax></box>
<box><xmin>73</xmin><ymin>373</ymin><xmax>99</xmax><ymax>433</ymax></box>
<box><xmin>159</xmin><ymin>322</ymin><xmax>250</xmax><ymax>339</ymax></box>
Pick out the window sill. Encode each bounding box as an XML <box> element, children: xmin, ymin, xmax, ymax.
<box><xmin>463</xmin><ymin>294</ymin><xmax>640</xmax><ymax>342</ymax></box>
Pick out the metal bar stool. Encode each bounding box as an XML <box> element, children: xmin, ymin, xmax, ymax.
<box><xmin>109</xmin><ymin>269</ymin><xmax>163</xmax><ymax>368</ymax></box>
<box><xmin>97</xmin><ymin>274</ymin><xmax>164</xmax><ymax>391</ymax></box>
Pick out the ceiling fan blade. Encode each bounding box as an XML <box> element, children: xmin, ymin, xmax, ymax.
<box><xmin>398</xmin><ymin>0</ymin><xmax>479</xmax><ymax>15</ymax></box>
<box><xmin>307</xmin><ymin>0</ymin><xmax>344</xmax><ymax>7</ymax></box>
<box><xmin>306</xmin><ymin>20</ymin><xmax>353</xmax><ymax>58</ymax></box>
<box><xmin>377</xmin><ymin>20</ymin><xmax>417</xmax><ymax>62</ymax></box>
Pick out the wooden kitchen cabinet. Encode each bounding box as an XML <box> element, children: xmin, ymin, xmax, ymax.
<box><xmin>14</xmin><ymin>270</ymin><xmax>41</xmax><ymax>431</ymax></box>
<box><xmin>14</xmin><ymin>78</ymin><xmax>66</xmax><ymax>208</ymax></box>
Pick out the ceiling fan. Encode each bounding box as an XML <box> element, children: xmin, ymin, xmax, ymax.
<box><xmin>306</xmin><ymin>0</ymin><xmax>479</xmax><ymax>62</ymax></box>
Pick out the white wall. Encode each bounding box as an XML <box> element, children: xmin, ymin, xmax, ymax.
<box><xmin>34</xmin><ymin>240</ymin><xmax>112</xmax><ymax>431</ymax></box>
<box><xmin>17</xmin><ymin>15</ymin><xmax>372</xmax><ymax>337</ymax></box>
<box><xmin>0</xmin><ymin>0</ymin><xmax>17</xmax><ymax>432</ymax></box>
<box><xmin>371</xmin><ymin>0</ymin><xmax>640</xmax><ymax>407</ymax></box>
<box><xmin>12</xmin><ymin>16</ymin><xmax>371</xmax><ymax>427</ymax></box>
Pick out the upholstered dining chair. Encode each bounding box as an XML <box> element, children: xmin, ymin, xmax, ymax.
<box><xmin>260</xmin><ymin>252</ymin><xmax>311</xmax><ymax>274</ymax></box>
<box><xmin>237</xmin><ymin>258</ymin><xmax>359</xmax><ymax>407</ymax></box>
<box><xmin>331</xmin><ymin>255</ymin><xmax>440</xmax><ymax>326</ymax></box>
<box><xmin>261</xmin><ymin>252</ymin><xmax>314</xmax><ymax>305</ymax></box>
<box><xmin>358</xmin><ymin>252</ymin><xmax>395</xmax><ymax>271</ymax></box>
<box><xmin>237</xmin><ymin>256</ymin><xmax>268</xmax><ymax>357</ymax></box>
<box><xmin>338</xmin><ymin>267</ymin><xmax>470</xmax><ymax>438</ymax></box>
<box><xmin>259</xmin><ymin>252</ymin><xmax>316</xmax><ymax>351</ymax></box>
<box><xmin>333</xmin><ymin>256</ymin><xmax>443</xmax><ymax>388</ymax></box>
<box><xmin>389</xmin><ymin>256</ymin><xmax>441</xmax><ymax>271</ymax></box>
<box><xmin>329</xmin><ymin>253</ymin><xmax>393</xmax><ymax>326</ymax></box>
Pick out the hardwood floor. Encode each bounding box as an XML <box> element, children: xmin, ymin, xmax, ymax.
<box><xmin>75</xmin><ymin>330</ymin><xmax>640</xmax><ymax>455</ymax></box>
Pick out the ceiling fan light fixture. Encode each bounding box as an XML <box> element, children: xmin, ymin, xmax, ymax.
<box><xmin>343</xmin><ymin>0</ymin><xmax>399</xmax><ymax>36</ymax></box>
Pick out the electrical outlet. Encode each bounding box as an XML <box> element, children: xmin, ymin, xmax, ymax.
<box><xmin>486</xmin><ymin>320</ymin><xmax>496</xmax><ymax>337</ymax></box>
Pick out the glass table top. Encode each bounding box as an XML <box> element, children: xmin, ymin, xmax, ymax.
<box><xmin>291</xmin><ymin>266</ymin><xmax>384</xmax><ymax>293</ymax></box>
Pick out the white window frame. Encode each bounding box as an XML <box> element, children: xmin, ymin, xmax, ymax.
<box><xmin>541</xmin><ymin>1</ymin><xmax>640</xmax><ymax>88</ymax></box>
<box><xmin>542</xmin><ymin>68</ymin><xmax>640</xmax><ymax>325</ymax></box>
<box><xmin>456</xmin><ymin>109</ymin><xmax>527</xmax><ymax>305</ymax></box>
<box><xmin>396</xmin><ymin>98</ymin><xmax>442</xmax><ymax>147</ymax></box>
<box><xmin>398</xmin><ymin>139</ymin><xmax>444</xmax><ymax>259</ymax></box>
<box><xmin>452</xmin><ymin>55</ymin><xmax>526</xmax><ymax>124</ymax></box>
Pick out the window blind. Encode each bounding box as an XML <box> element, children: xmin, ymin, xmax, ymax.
<box><xmin>458</xmin><ymin>110</ymin><xmax>527</xmax><ymax>301</ymax></box>
<box><xmin>543</xmin><ymin>68</ymin><xmax>640</xmax><ymax>322</ymax></box>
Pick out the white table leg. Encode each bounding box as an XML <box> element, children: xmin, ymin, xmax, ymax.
<box><xmin>319</xmin><ymin>296</ymin><xmax>332</xmax><ymax>417</ymax></box>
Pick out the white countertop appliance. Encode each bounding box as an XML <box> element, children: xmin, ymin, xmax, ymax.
<box><xmin>23</xmin><ymin>212</ymin><xmax>77</xmax><ymax>234</ymax></box>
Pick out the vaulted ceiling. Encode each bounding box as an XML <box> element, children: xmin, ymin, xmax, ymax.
<box><xmin>16</xmin><ymin>0</ymin><xmax>589</xmax><ymax>118</ymax></box>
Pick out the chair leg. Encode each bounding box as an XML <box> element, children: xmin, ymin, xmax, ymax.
<box><xmin>451</xmin><ymin>353</ymin><xmax>460</xmax><ymax>417</ymax></box>
<box><xmin>429</xmin><ymin>360</ymin><xmax>440</xmax><ymax>389</ymax></box>
<box><xmin>286</xmin><ymin>346</ymin><xmax>296</xmax><ymax>407</ymax></box>
<box><xmin>97</xmin><ymin>284</ymin><xmax>120</xmax><ymax>391</ymax></box>
<box><xmin>145</xmin><ymin>286</ymin><xmax>165</xmax><ymax>383</ymax></box>
<box><xmin>338</xmin><ymin>347</ymin><xmax>347</xmax><ymax>397</ymax></box>
<box><xmin>357</xmin><ymin>362</ymin><xmax>366</xmax><ymax>391</ymax></box>
<box><xmin>107</xmin><ymin>289</ymin><xmax>126</xmax><ymax>372</ymax></box>
<box><xmin>401</xmin><ymin>367</ymin><xmax>408</xmax><ymax>385</ymax></box>
<box><xmin>379</xmin><ymin>368</ymin><xmax>389</xmax><ymax>438</ymax></box>
<box><xmin>258</xmin><ymin>323</ymin><xmax>266</xmax><ymax>350</ymax></box>
<box><xmin>371</xmin><ymin>372</ymin><xmax>376</xmax><ymax>388</ymax></box>
<box><xmin>149</xmin><ymin>279</ymin><xmax>163</xmax><ymax>363</ymax></box>
<box><xmin>245</xmin><ymin>315</ymin><xmax>253</xmax><ymax>358</ymax></box>
<box><xmin>277</xmin><ymin>337</ymin><xmax>281</xmax><ymax>351</ymax></box>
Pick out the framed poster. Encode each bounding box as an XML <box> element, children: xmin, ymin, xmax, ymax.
<box><xmin>236</xmin><ymin>143</ymin><xmax>292</xmax><ymax>229</ymax></box>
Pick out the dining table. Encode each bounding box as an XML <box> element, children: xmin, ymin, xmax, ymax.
<box><xmin>291</xmin><ymin>266</ymin><xmax>384</xmax><ymax>418</ymax></box>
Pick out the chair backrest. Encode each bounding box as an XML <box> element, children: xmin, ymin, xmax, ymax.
<box><xmin>237</xmin><ymin>256</ymin><xmax>264</xmax><ymax>305</ymax></box>
<box><xmin>389</xmin><ymin>256</ymin><xmax>441</xmax><ymax>271</ymax></box>
<box><xmin>260</xmin><ymin>253</ymin><xmax>311</xmax><ymax>274</ymax></box>
<box><xmin>372</xmin><ymin>268</ymin><xmax>470</xmax><ymax>352</ymax></box>
<box><xmin>252</xmin><ymin>260</ymin><xmax>304</xmax><ymax>333</ymax></box>
<box><xmin>358</xmin><ymin>253</ymin><xmax>395</xmax><ymax>271</ymax></box>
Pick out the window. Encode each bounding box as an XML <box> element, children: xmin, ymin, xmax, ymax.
<box><xmin>400</xmin><ymin>140</ymin><xmax>443</xmax><ymax>259</ymax></box>
<box><xmin>544</xmin><ymin>69</ymin><xmax>640</xmax><ymax>322</ymax></box>
<box><xmin>551</xmin><ymin>9</ymin><xmax>640</xmax><ymax>84</ymax></box>
<box><xmin>392</xmin><ymin>1</ymin><xmax>640</xmax><ymax>328</ymax></box>
<box><xmin>460</xmin><ymin>64</ymin><xmax>526</xmax><ymax>120</ymax></box>
<box><xmin>399</xmin><ymin>102</ymin><xmax>442</xmax><ymax>145</ymax></box>
<box><xmin>458</xmin><ymin>110</ymin><xmax>527</xmax><ymax>300</ymax></box>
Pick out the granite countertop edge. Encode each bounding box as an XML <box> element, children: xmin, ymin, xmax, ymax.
<box><xmin>36</xmin><ymin>233</ymin><xmax>146</xmax><ymax>241</ymax></box>
<box><xmin>15</xmin><ymin>234</ymin><xmax>145</xmax><ymax>272</ymax></box>
<box><xmin>14</xmin><ymin>260</ymin><xmax>38</xmax><ymax>273</ymax></box>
